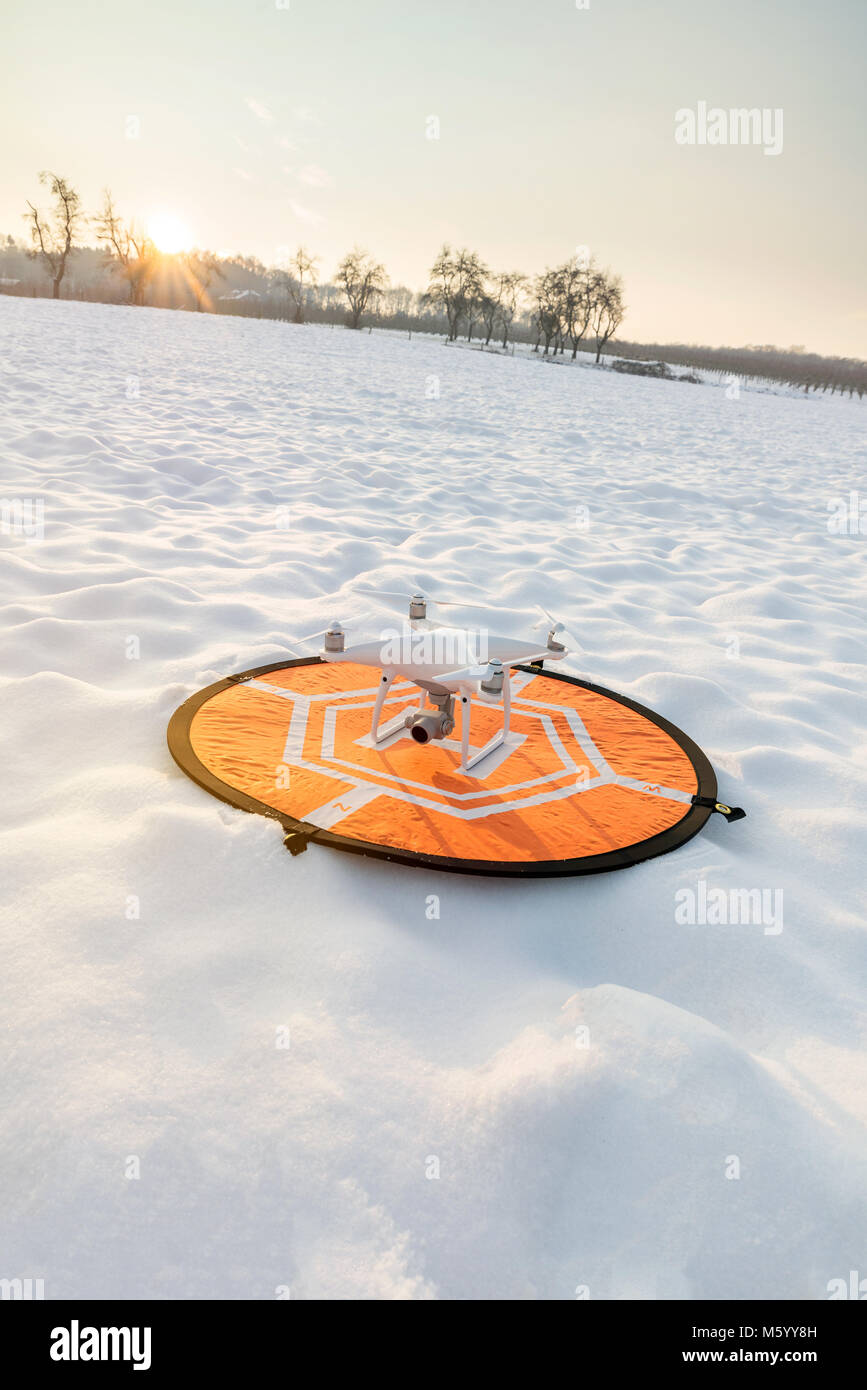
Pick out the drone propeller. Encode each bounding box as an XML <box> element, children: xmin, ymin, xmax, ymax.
<box><xmin>286</xmin><ymin>612</ymin><xmax>379</xmax><ymax>650</ymax></box>
<box><xmin>353</xmin><ymin>584</ymin><xmax>513</xmax><ymax>613</ymax></box>
<box><xmin>534</xmin><ymin>604</ymin><xmax>582</xmax><ymax>651</ymax></box>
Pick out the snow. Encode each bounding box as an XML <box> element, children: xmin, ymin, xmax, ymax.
<box><xmin>1</xmin><ymin>296</ymin><xmax>865</xmax><ymax>1301</ymax></box>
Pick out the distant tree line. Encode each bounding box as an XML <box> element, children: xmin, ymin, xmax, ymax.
<box><xmin>5</xmin><ymin>171</ymin><xmax>865</xmax><ymax>398</ymax></box>
<box><xmin>16</xmin><ymin>173</ymin><xmax>392</xmax><ymax>329</ymax></box>
<box><xmin>609</xmin><ymin>338</ymin><xmax>867</xmax><ymax>400</ymax></box>
<box><xmin>422</xmin><ymin>247</ymin><xmax>624</xmax><ymax>364</ymax></box>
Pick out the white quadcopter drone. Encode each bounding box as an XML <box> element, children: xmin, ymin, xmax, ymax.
<box><xmin>298</xmin><ymin>589</ymin><xmax>573</xmax><ymax>775</ymax></box>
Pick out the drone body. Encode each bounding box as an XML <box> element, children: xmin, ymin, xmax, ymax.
<box><xmin>315</xmin><ymin>593</ymin><xmax>569</xmax><ymax>774</ymax></box>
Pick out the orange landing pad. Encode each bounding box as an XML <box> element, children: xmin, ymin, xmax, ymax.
<box><xmin>167</xmin><ymin>659</ymin><xmax>717</xmax><ymax>876</ymax></box>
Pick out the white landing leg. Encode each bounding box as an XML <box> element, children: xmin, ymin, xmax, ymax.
<box><xmin>371</xmin><ymin>672</ymin><xmax>421</xmax><ymax>744</ymax></box>
<box><xmin>459</xmin><ymin>672</ymin><xmax>512</xmax><ymax>774</ymax></box>
<box><xmin>459</xmin><ymin>691</ymin><xmax>471</xmax><ymax>770</ymax></box>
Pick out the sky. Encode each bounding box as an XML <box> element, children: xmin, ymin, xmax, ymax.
<box><xmin>2</xmin><ymin>0</ymin><xmax>865</xmax><ymax>356</ymax></box>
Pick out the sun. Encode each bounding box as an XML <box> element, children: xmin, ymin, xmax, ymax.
<box><xmin>148</xmin><ymin>213</ymin><xmax>192</xmax><ymax>254</ymax></box>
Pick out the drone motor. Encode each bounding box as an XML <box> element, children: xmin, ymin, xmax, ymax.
<box><xmin>408</xmin><ymin>593</ymin><xmax>427</xmax><ymax>621</ymax></box>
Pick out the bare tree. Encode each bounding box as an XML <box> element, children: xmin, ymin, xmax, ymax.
<box><xmin>465</xmin><ymin>284</ymin><xmax>483</xmax><ymax>341</ymax></box>
<box><xmin>478</xmin><ymin>270</ymin><xmax>527</xmax><ymax>348</ymax></box>
<box><xmin>593</xmin><ymin>273</ymin><xmax>625</xmax><ymax>362</ymax></box>
<box><xmin>479</xmin><ymin>289</ymin><xmax>499</xmax><ymax>347</ymax></box>
<box><xmin>425</xmin><ymin>245</ymin><xmax>487</xmax><ymax>342</ymax></box>
<box><xmin>495</xmin><ymin>271</ymin><xmax>526</xmax><ymax>348</ymax></box>
<box><xmin>533</xmin><ymin>268</ymin><xmax>565</xmax><ymax>355</ymax></box>
<box><xmin>94</xmin><ymin>192</ymin><xmax>157</xmax><ymax>306</ymax></box>
<box><xmin>336</xmin><ymin>248</ymin><xmax>388</xmax><ymax>329</ymax></box>
<box><xmin>561</xmin><ymin>258</ymin><xmax>600</xmax><ymax>359</ymax></box>
<box><xmin>425</xmin><ymin>245</ymin><xmax>460</xmax><ymax>339</ymax></box>
<box><xmin>182</xmin><ymin>250</ymin><xmax>225</xmax><ymax>311</ymax></box>
<box><xmin>23</xmin><ymin>172</ymin><xmax>83</xmax><ymax>299</ymax></box>
<box><xmin>280</xmin><ymin>246</ymin><xmax>319</xmax><ymax>323</ymax></box>
<box><xmin>456</xmin><ymin>249</ymin><xmax>487</xmax><ymax>342</ymax></box>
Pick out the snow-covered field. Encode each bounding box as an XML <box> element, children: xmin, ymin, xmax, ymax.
<box><xmin>1</xmin><ymin>296</ymin><xmax>866</xmax><ymax>1301</ymax></box>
